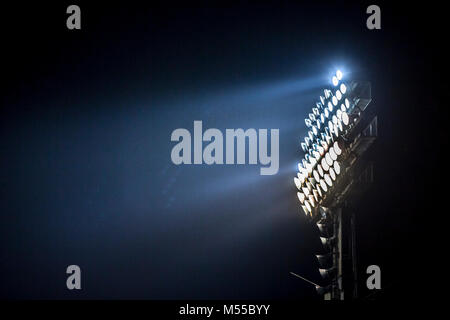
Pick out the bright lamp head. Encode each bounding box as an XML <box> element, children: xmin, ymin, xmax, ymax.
<box><xmin>297</xmin><ymin>192</ymin><xmax>305</xmax><ymax>204</ymax></box>
<box><xmin>342</xmin><ymin>111</ymin><xmax>349</xmax><ymax>125</ymax></box>
<box><xmin>333</xmin><ymin>161</ymin><xmax>341</xmax><ymax>175</ymax></box>
<box><xmin>345</xmin><ymin>98</ymin><xmax>350</xmax><ymax>109</ymax></box>
<box><xmin>294</xmin><ymin>177</ymin><xmax>302</xmax><ymax>190</ymax></box>
<box><xmin>333</xmin><ymin>141</ymin><xmax>343</xmax><ymax>155</ymax></box>
<box><xmin>332</xmin><ymin>96</ymin><xmax>338</xmax><ymax>106</ymax></box>
<box><xmin>332</xmin><ymin>76</ymin><xmax>338</xmax><ymax>86</ymax></box>
<box><xmin>324</xmin><ymin>174</ymin><xmax>333</xmax><ymax>187</ymax></box>
<box><xmin>319</xmin><ymin>179</ymin><xmax>328</xmax><ymax>192</ymax></box>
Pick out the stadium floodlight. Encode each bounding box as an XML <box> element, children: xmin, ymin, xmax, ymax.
<box><xmin>319</xmin><ymin>267</ymin><xmax>337</xmax><ymax>280</ymax></box>
<box><xmin>293</xmin><ymin>69</ymin><xmax>377</xmax><ymax>300</ymax></box>
<box><xmin>302</xmin><ymin>187</ymin><xmax>310</xmax><ymax>197</ymax></box>
<box><xmin>332</xmin><ymin>76</ymin><xmax>339</xmax><ymax>86</ymax></box>
<box><xmin>294</xmin><ymin>177</ymin><xmax>302</xmax><ymax>190</ymax></box>
<box><xmin>319</xmin><ymin>179</ymin><xmax>328</xmax><ymax>192</ymax></box>
<box><xmin>325</xmin><ymin>153</ymin><xmax>333</xmax><ymax>166</ymax></box>
<box><xmin>329</xmin><ymin>147</ymin><xmax>337</xmax><ymax>161</ymax></box>
<box><xmin>333</xmin><ymin>161</ymin><xmax>341</xmax><ymax>175</ymax></box>
<box><xmin>304</xmin><ymin>200</ymin><xmax>312</xmax><ymax>214</ymax></box>
<box><xmin>313</xmin><ymin>170</ymin><xmax>320</xmax><ymax>182</ymax></box>
<box><xmin>297</xmin><ymin>190</ymin><xmax>305</xmax><ymax>200</ymax></box>
<box><xmin>316</xmin><ymin>285</ymin><xmax>332</xmax><ymax>295</ymax></box>
<box><xmin>332</xmin><ymin>115</ymin><xmax>338</xmax><ymax>125</ymax></box>
<box><xmin>316</xmin><ymin>253</ymin><xmax>333</xmax><ymax>268</ymax></box>
<box><xmin>320</xmin><ymin>236</ymin><xmax>336</xmax><ymax>249</ymax></box>
<box><xmin>342</xmin><ymin>112</ymin><xmax>350</xmax><ymax>125</ymax></box>
<box><xmin>333</xmin><ymin>141</ymin><xmax>343</xmax><ymax>155</ymax></box>
<box><xmin>294</xmin><ymin>72</ymin><xmax>373</xmax><ymax>242</ymax></box>
<box><xmin>324</xmin><ymin>174</ymin><xmax>333</xmax><ymax>187</ymax></box>
<box><xmin>317</xmin><ymin>164</ymin><xmax>324</xmax><ymax>177</ymax></box>
<box><xmin>332</xmin><ymin>96</ymin><xmax>338</xmax><ymax>106</ymax></box>
<box><xmin>344</xmin><ymin>98</ymin><xmax>350</xmax><ymax>109</ymax></box>
<box><xmin>317</xmin><ymin>220</ymin><xmax>333</xmax><ymax>236</ymax></box>
<box><xmin>327</xmin><ymin>101</ymin><xmax>333</xmax><ymax>112</ymax></box>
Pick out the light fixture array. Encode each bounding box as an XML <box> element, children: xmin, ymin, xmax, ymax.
<box><xmin>295</xmin><ymin>70</ymin><xmax>356</xmax><ymax>217</ymax></box>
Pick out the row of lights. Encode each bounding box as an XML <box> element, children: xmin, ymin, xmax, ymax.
<box><xmin>295</xmin><ymin>70</ymin><xmax>353</xmax><ymax>217</ymax></box>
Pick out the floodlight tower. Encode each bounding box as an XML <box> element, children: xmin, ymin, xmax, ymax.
<box><xmin>293</xmin><ymin>70</ymin><xmax>377</xmax><ymax>300</ymax></box>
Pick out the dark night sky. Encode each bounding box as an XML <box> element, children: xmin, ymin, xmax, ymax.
<box><xmin>0</xmin><ymin>1</ymin><xmax>446</xmax><ymax>300</ymax></box>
